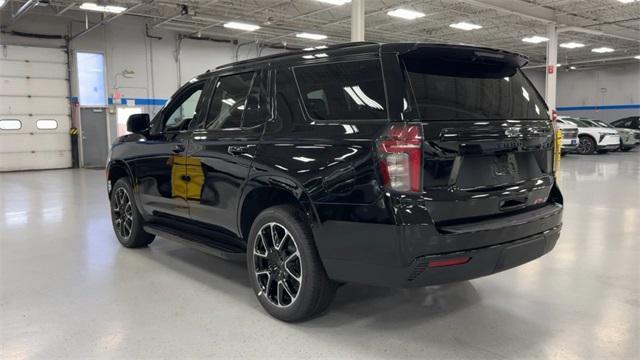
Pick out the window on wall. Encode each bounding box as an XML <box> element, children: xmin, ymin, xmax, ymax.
<box><xmin>0</xmin><ymin>119</ymin><xmax>22</xmax><ymax>130</ymax></box>
<box><xmin>76</xmin><ymin>52</ymin><xmax>106</xmax><ymax>106</ymax></box>
<box><xmin>36</xmin><ymin>119</ymin><xmax>58</xmax><ymax>130</ymax></box>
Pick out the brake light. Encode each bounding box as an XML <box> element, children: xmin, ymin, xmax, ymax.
<box><xmin>377</xmin><ymin>124</ymin><xmax>422</xmax><ymax>192</ymax></box>
<box><xmin>428</xmin><ymin>256</ymin><xmax>471</xmax><ymax>268</ymax></box>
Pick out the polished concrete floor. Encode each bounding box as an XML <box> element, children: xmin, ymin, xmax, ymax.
<box><xmin>1</xmin><ymin>152</ymin><xmax>639</xmax><ymax>359</ymax></box>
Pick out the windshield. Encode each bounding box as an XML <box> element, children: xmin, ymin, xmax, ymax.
<box><xmin>402</xmin><ymin>56</ymin><xmax>548</xmax><ymax>121</ymax></box>
<box><xmin>571</xmin><ymin>119</ymin><xmax>592</xmax><ymax>127</ymax></box>
<box><xmin>594</xmin><ymin>120</ymin><xmax>613</xmax><ymax>128</ymax></box>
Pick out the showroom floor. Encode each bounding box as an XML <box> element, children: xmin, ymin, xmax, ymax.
<box><xmin>1</xmin><ymin>152</ymin><xmax>638</xmax><ymax>359</ymax></box>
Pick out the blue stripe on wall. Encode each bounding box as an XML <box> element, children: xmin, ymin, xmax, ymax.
<box><xmin>108</xmin><ymin>97</ymin><xmax>168</xmax><ymax>106</ymax></box>
<box><xmin>557</xmin><ymin>104</ymin><xmax>640</xmax><ymax>111</ymax></box>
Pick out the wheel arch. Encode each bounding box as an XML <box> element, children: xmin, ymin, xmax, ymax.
<box><xmin>107</xmin><ymin>160</ymin><xmax>133</xmax><ymax>196</ymax></box>
<box><xmin>238</xmin><ymin>176</ymin><xmax>319</xmax><ymax>243</ymax></box>
<box><xmin>578</xmin><ymin>132</ymin><xmax>597</xmax><ymax>143</ymax></box>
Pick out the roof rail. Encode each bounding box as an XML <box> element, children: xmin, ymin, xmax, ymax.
<box><xmin>215</xmin><ymin>41</ymin><xmax>379</xmax><ymax>70</ymax></box>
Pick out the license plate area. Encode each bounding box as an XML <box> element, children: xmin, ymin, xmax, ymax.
<box><xmin>455</xmin><ymin>152</ymin><xmax>543</xmax><ymax>189</ymax></box>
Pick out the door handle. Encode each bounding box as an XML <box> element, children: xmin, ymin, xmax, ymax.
<box><xmin>172</xmin><ymin>144</ymin><xmax>185</xmax><ymax>153</ymax></box>
<box><xmin>228</xmin><ymin>145</ymin><xmax>249</xmax><ymax>155</ymax></box>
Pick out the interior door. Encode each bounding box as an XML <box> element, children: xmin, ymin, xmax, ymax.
<box><xmin>80</xmin><ymin>107</ymin><xmax>109</xmax><ymax>168</ymax></box>
<box><xmin>187</xmin><ymin>69</ymin><xmax>270</xmax><ymax>236</ymax></box>
<box><xmin>130</xmin><ymin>79</ymin><xmax>209</xmax><ymax>219</ymax></box>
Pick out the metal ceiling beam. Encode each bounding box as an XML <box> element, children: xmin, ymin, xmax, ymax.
<box><xmin>459</xmin><ymin>0</ymin><xmax>640</xmax><ymax>43</ymax></box>
<box><xmin>190</xmin><ymin>0</ymin><xmax>290</xmax><ymax>35</ymax></box>
<box><xmin>526</xmin><ymin>55</ymin><xmax>640</xmax><ymax>69</ymax></box>
<box><xmin>56</xmin><ymin>2</ymin><xmax>77</xmax><ymax>16</ymax></box>
<box><xmin>71</xmin><ymin>3</ymin><xmax>145</xmax><ymax>40</ymax></box>
<box><xmin>557</xmin><ymin>26</ymin><xmax>638</xmax><ymax>43</ymax></box>
<box><xmin>3</xmin><ymin>0</ymin><xmax>41</xmax><ymax>29</ymax></box>
<box><xmin>153</xmin><ymin>13</ymin><xmax>184</xmax><ymax>29</ymax></box>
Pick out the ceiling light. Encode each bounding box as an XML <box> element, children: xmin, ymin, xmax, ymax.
<box><xmin>0</xmin><ymin>0</ymin><xmax>6</xmax><ymax>8</ymax></box>
<box><xmin>315</xmin><ymin>0</ymin><xmax>351</xmax><ymax>5</ymax></box>
<box><xmin>617</xmin><ymin>0</ymin><xmax>638</xmax><ymax>3</ymax></box>
<box><xmin>560</xmin><ymin>42</ymin><xmax>585</xmax><ymax>49</ymax></box>
<box><xmin>223</xmin><ymin>22</ymin><xmax>260</xmax><ymax>31</ymax></box>
<box><xmin>296</xmin><ymin>32</ymin><xmax>327</xmax><ymax>40</ymax></box>
<box><xmin>449</xmin><ymin>22</ymin><xmax>482</xmax><ymax>31</ymax></box>
<box><xmin>592</xmin><ymin>47</ymin><xmax>614</xmax><ymax>53</ymax></box>
<box><xmin>387</xmin><ymin>9</ymin><xmax>425</xmax><ymax>20</ymax></box>
<box><xmin>634</xmin><ymin>55</ymin><xmax>640</xmax><ymax>60</ymax></box>
<box><xmin>569</xmin><ymin>66</ymin><xmax>577</xmax><ymax>70</ymax></box>
<box><xmin>556</xmin><ymin>63</ymin><xmax>562</xmax><ymax>67</ymax></box>
<box><xmin>80</xmin><ymin>2</ymin><xmax>126</xmax><ymax>14</ymax></box>
<box><xmin>522</xmin><ymin>36</ymin><xmax>549</xmax><ymax>44</ymax></box>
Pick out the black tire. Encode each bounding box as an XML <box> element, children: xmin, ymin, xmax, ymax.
<box><xmin>577</xmin><ymin>135</ymin><xmax>596</xmax><ymax>155</ymax></box>
<box><xmin>110</xmin><ymin>178</ymin><xmax>155</xmax><ymax>248</ymax></box>
<box><xmin>247</xmin><ymin>205</ymin><xmax>337</xmax><ymax>322</ymax></box>
<box><xmin>620</xmin><ymin>140</ymin><xmax>631</xmax><ymax>152</ymax></box>
<box><xmin>597</xmin><ymin>149</ymin><xmax>608</xmax><ymax>154</ymax></box>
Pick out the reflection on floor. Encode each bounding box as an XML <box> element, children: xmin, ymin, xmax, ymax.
<box><xmin>1</xmin><ymin>152</ymin><xmax>639</xmax><ymax>358</ymax></box>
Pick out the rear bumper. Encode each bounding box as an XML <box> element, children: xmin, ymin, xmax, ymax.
<box><xmin>315</xmin><ymin>203</ymin><xmax>562</xmax><ymax>287</ymax></box>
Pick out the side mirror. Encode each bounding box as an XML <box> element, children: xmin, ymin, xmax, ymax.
<box><xmin>127</xmin><ymin>113</ymin><xmax>150</xmax><ymax>134</ymax></box>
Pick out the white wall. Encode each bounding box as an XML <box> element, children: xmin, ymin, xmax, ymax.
<box><xmin>1</xmin><ymin>13</ymin><xmax>283</xmax><ymax>113</ymax></box>
<box><xmin>524</xmin><ymin>63</ymin><xmax>640</xmax><ymax>122</ymax></box>
<box><xmin>1</xmin><ymin>12</ymin><xmax>286</xmax><ymax>143</ymax></box>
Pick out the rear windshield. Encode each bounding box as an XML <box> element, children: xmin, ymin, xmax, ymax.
<box><xmin>402</xmin><ymin>56</ymin><xmax>548</xmax><ymax>121</ymax></box>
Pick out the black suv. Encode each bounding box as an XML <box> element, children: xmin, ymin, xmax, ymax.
<box><xmin>107</xmin><ymin>42</ymin><xmax>563</xmax><ymax>322</ymax></box>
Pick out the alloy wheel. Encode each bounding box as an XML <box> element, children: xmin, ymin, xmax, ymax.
<box><xmin>112</xmin><ymin>187</ymin><xmax>134</xmax><ymax>240</ymax></box>
<box><xmin>253</xmin><ymin>222</ymin><xmax>302</xmax><ymax>308</ymax></box>
<box><xmin>578</xmin><ymin>137</ymin><xmax>593</xmax><ymax>154</ymax></box>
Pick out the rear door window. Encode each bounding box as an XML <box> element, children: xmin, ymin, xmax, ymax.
<box><xmin>402</xmin><ymin>55</ymin><xmax>548</xmax><ymax>121</ymax></box>
<box><xmin>294</xmin><ymin>60</ymin><xmax>387</xmax><ymax>121</ymax></box>
<box><xmin>206</xmin><ymin>72</ymin><xmax>255</xmax><ymax>130</ymax></box>
<box><xmin>242</xmin><ymin>71</ymin><xmax>270</xmax><ymax>128</ymax></box>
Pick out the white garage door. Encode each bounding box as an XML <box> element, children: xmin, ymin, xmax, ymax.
<box><xmin>0</xmin><ymin>44</ymin><xmax>71</xmax><ymax>172</ymax></box>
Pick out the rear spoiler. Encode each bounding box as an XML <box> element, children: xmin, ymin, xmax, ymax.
<box><xmin>398</xmin><ymin>43</ymin><xmax>529</xmax><ymax>68</ymax></box>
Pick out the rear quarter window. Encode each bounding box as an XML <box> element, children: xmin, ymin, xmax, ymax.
<box><xmin>293</xmin><ymin>60</ymin><xmax>387</xmax><ymax>121</ymax></box>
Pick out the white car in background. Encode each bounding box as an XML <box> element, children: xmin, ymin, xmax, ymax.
<box><xmin>557</xmin><ymin>116</ymin><xmax>620</xmax><ymax>155</ymax></box>
<box><xmin>555</xmin><ymin>120</ymin><xmax>579</xmax><ymax>155</ymax></box>
<box><xmin>581</xmin><ymin>118</ymin><xmax>639</xmax><ymax>152</ymax></box>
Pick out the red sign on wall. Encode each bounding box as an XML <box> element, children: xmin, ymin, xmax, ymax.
<box><xmin>547</xmin><ymin>65</ymin><xmax>555</xmax><ymax>74</ymax></box>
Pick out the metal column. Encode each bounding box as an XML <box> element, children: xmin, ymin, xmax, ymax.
<box><xmin>545</xmin><ymin>23</ymin><xmax>558</xmax><ymax>111</ymax></box>
<box><xmin>351</xmin><ymin>0</ymin><xmax>365</xmax><ymax>42</ymax></box>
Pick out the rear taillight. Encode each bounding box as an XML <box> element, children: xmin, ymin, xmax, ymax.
<box><xmin>377</xmin><ymin>124</ymin><xmax>422</xmax><ymax>192</ymax></box>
